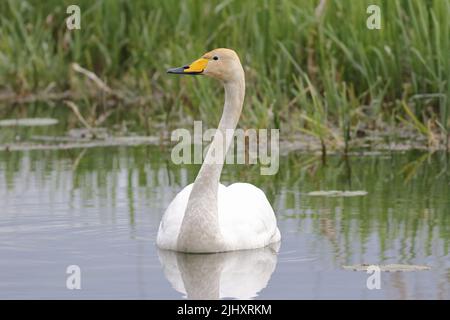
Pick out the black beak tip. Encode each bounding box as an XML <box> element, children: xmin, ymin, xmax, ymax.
<box><xmin>167</xmin><ymin>65</ymin><xmax>190</xmax><ymax>75</ymax></box>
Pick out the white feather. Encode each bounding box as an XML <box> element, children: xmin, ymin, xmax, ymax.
<box><xmin>156</xmin><ymin>183</ymin><xmax>280</xmax><ymax>251</ymax></box>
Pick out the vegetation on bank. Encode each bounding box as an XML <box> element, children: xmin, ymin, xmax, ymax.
<box><xmin>0</xmin><ymin>0</ymin><xmax>449</xmax><ymax>152</ymax></box>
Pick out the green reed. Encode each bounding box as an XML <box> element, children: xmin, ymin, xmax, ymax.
<box><xmin>0</xmin><ymin>0</ymin><xmax>448</xmax><ymax>151</ymax></box>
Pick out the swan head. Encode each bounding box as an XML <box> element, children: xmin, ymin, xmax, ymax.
<box><xmin>167</xmin><ymin>48</ymin><xmax>244</xmax><ymax>82</ymax></box>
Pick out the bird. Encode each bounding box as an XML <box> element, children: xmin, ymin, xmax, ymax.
<box><xmin>156</xmin><ymin>48</ymin><xmax>280</xmax><ymax>253</ymax></box>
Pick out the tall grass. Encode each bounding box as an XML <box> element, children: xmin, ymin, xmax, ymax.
<box><xmin>0</xmin><ymin>0</ymin><xmax>448</xmax><ymax>149</ymax></box>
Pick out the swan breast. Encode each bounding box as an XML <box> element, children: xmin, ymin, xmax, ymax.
<box><xmin>156</xmin><ymin>183</ymin><xmax>280</xmax><ymax>252</ymax></box>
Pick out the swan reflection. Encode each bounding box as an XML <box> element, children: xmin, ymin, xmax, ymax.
<box><xmin>158</xmin><ymin>243</ymin><xmax>280</xmax><ymax>299</ymax></box>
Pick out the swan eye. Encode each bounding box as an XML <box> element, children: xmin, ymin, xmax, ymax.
<box><xmin>213</xmin><ymin>56</ymin><xmax>219</xmax><ymax>61</ymax></box>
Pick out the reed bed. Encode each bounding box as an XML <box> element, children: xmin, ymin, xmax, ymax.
<box><xmin>0</xmin><ymin>0</ymin><xmax>448</xmax><ymax>150</ymax></box>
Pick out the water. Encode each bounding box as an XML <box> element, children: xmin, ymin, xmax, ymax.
<box><xmin>0</xmin><ymin>146</ymin><xmax>448</xmax><ymax>299</ymax></box>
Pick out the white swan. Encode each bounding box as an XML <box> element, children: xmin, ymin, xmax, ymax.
<box><xmin>157</xmin><ymin>48</ymin><xmax>280</xmax><ymax>253</ymax></box>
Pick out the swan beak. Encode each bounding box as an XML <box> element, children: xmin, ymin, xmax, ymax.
<box><xmin>167</xmin><ymin>58</ymin><xmax>208</xmax><ymax>75</ymax></box>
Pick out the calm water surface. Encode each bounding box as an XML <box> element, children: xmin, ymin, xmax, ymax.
<box><xmin>0</xmin><ymin>146</ymin><xmax>448</xmax><ymax>299</ymax></box>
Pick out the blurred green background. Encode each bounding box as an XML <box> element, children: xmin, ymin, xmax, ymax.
<box><xmin>0</xmin><ymin>0</ymin><xmax>449</xmax><ymax>150</ymax></box>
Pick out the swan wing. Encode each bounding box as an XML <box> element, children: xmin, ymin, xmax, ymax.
<box><xmin>218</xmin><ymin>183</ymin><xmax>281</xmax><ymax>251</ymax></box>
<box><xmin>156</xmin><ymin>184</ymin><xmax>193</xmax><ymax>250</ymax></box>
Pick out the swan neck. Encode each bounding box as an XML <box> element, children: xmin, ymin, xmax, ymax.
<box><xmin>206</xmin><ymin>78</ymin><xmax>245</xmax><ymax>170</ymax></box>
<box><xmin>176</xmin><ymin>71</ymin><xmax>245</xmax><ymax>252</ymax></box>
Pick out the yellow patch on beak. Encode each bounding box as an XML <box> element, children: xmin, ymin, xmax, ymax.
<box><xmin>184</xmin><ymin>58</ymin><xmax>208</xmax><ymax>73</ymax></box>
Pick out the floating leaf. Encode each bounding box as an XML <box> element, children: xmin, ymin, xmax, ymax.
<box><xmin>343</xmin><ymin>264</ymin><xmax>431</xmax><ymax>272</ymax></box>
<box><xmin>307</xmin><ymin>190</ymin><xmax>368</xmax><ymax>197</ymax></box>
<box><xmin>0</xmin><ymin>118</ymin><xmax>58</xmax><ymax>127</ymax></box>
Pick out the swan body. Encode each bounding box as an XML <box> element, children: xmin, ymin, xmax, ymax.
<box><xmin>157</xmin><ymin>183</ymin><xmax>281</xmax><ymax>252</ymax></box>
<box><xmin>157</xmin><ymin>48</ymin><xmax>280</xmax><ymax>253</ymax></box>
